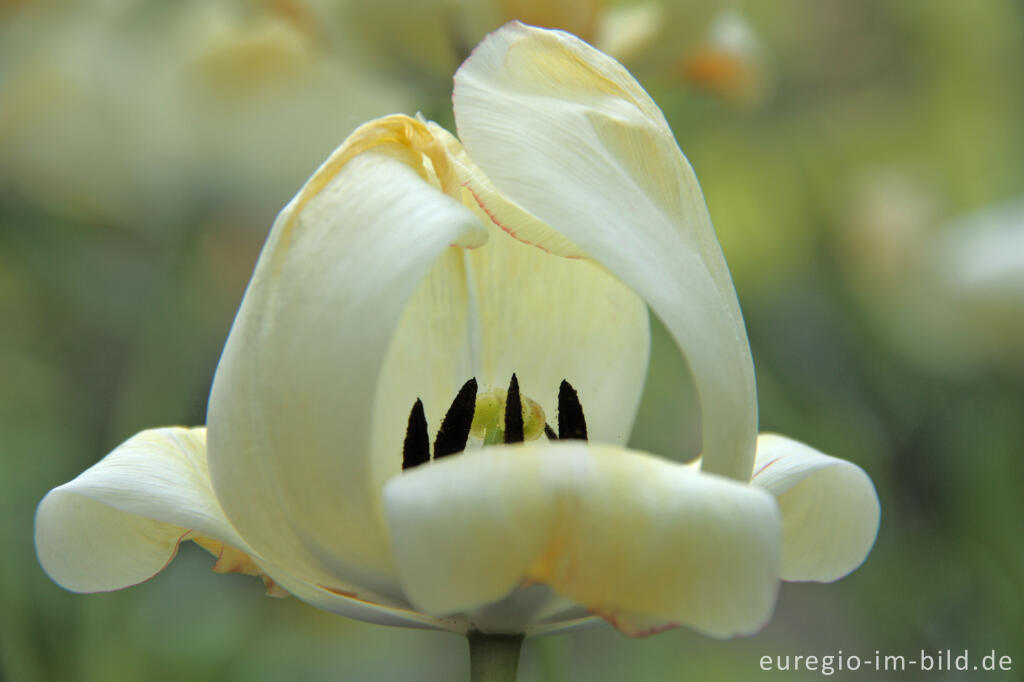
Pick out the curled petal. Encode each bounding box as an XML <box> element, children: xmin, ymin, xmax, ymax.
<box><xmin>34</xmin><ymin>426</ymin><xmax>465</xmax><ymax>631</ymax></box>
<box><xmin>34</xmin><ymin>427</ymin><xmax>251</xmax><ymax>593</ymax></box>
<box><xmin>751</xmin><ymin>434</ymin><xmax>880</xmax><ymax>582</ymax></box>
<box><xmin>454</xmin><ymin>22</ymin><xmax>757</xmax><ymax>480</ymax></box>
<box><xmin>383</xmin><ymin>443</ymin><xmax>781</xmax><ymax>638</ymax></box>
<box><xmin>207</xmin><ymin>116</ymin><xmax>489</xmax><ymax>593</ymax></box>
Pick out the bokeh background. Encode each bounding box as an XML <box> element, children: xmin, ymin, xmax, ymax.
<box><xmin>3</xmin><ymin>0</ymin><xmax>1023</xmax><ymax>680</ymax></box>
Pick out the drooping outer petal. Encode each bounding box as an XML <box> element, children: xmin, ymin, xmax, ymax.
<box><xmin>383</xmin><ymin>443</ymin><xmax>781</xmax><ymax>638</ymax></box>
<box><xmin>751</xmin><ymin>434</ymin><xmax>880</xmax><ymax>582</ymax></box>
<box><xmin>207</xmin><ymin>116</ymin><xmax>489</xmax><ymax>593</ymax></box>
<box><xmin>35</xmin><ymin>428</ymin><xmax>246</xmax><ymax>592</ymax></box>
<box><xmin>34</xmin><ymin>427</ymin><xmax>466</xmax><ymax>632</ymax></box>
<box><xmin>454</xmin><ymin>22</ymin><xmax>758</xmax><ymax>480</ymax></box>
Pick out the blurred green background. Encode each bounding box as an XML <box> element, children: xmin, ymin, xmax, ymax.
<box><xmin>2</xmin><ymin>0</ymin><xmax>1023</xmax><ymax>680</ymax></box>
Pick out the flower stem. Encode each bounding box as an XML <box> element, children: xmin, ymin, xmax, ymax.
<box><xmin>467</xmin><ymin>630</ymin><xmax>524</xmax><ymax>682</ymax></box>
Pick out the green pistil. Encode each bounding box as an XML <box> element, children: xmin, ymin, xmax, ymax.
<box><xmin>482</xmin><ymin>423</ymin><xmax>505</xmax><ymax>446</ymax></box>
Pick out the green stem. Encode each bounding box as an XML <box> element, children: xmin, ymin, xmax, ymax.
<box><xmin>467</xmin><ymin>630</ymin><xmax>524</xmax><ymax>682</ymax></box>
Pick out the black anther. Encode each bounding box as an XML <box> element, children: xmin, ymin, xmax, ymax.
<box><xmin>402</xmin><ymin>399</ymin><xmax>430</xmax><ymax>470</ymax></box>
<box><xmin>544</xmin><ymin>423</ymin><xmax>557</xmax><ymax>440</ymax></box>
<box><xmin>557</xmin><ymin>380</ymin><xmax>588</xmax><ymax>441</ymax></box>
<box><xmin>504</xmin><ymin>374</ymin><xmax>524</xmax><ymax>444</ymax></box>
<box><xmin>433</xmin><ymin>378</ymin><xmax>478</xmax><ymax>458</ymax></box>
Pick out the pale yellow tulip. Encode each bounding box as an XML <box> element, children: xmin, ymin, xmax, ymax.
<box><xmin>36</xmin><ymin>23</ymin><xmax>878</xmax><ymax>641</ymax></box>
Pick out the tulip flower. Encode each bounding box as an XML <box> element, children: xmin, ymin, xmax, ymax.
<box><xmin>35</xmin><ymin>22</ymin><xmax>878</xmax><ymax>680</ymax></box>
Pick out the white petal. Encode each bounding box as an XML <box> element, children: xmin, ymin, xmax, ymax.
<box><xmin>34</xmin><ymin>427</ymin><xmax>247</xmax><ymax>593</ymax></box>
<box><xmin>751</xmin><ymin>434</ymin><xmax>880</xmax><ymax>582</ymax></box>
<box><xmin>454</xmin><ymin>22</ymin><xmax>758</xmax><ymax>480</ymax></box>
<box><xmin>32</xmin><ymin>417</ymin><xmax>468</xmax><ymax>635</ymax></box>
<box><xmin>207</xmin><ymin>116</ymin><xmax>489</xmax><ymax>594</ymax></box>
<box><xmin>384</xmin><ymin>443</ymin><xmax>781</xmax><ymax>638</ymax></box>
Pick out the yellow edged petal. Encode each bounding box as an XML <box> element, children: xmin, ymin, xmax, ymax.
<box><xmin>207</xmin><ymin>115</ymin><xmax>489</xmax><ymax>595</ymax></box>
<box><xmin>383</xmin><ymin>443</ymin><xmax>781</xmax><ymax>638</ymax></box>
<box><xmin>751</xmin><ymin>433</ymin><xmax>880</xmax><ymax>582</ymax></box>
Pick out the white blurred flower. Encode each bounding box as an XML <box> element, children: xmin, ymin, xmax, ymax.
<box><xmin>0</xmin><ymin>0</ymin><xmax>413</xmax><ymax>223</ymax></box>
<box><xmin>844</xmin><ymin>172</ymin><xmax>1024</xmax><ymax>373</ymax></box>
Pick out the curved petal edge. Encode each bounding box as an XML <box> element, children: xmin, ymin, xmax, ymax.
<box><xmin>34</xmin><ymin>427</ymin><xmax>248</xmax><ymax>593</ymax></box>
<box><xmin>751</xmin><ymin>433</ymin><xmax>880</xmax><ymax>582</ymax></box>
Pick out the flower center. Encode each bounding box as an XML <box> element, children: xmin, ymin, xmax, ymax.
<box><xmin>401</xmin><ymin>374</ymin><xmax>588</xmax><ymax>470</ymax></box>
<box><xmin>470</xmin><ymin>384</ymin><xmax>546</xmax><ymax>445</ymax></box>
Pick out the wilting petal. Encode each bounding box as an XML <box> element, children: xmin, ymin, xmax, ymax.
<box><xmin>34</xmin><ymin>427</ymin><xmax>249</xmax><ymax>593</ymax></box>
<box><xmin>590</xmin><ymin>610</ymin><xmax>680</xmax><ymax>638</ymax></box>
<box><xmin>751</xmin><ymin>434</ymin><xmax>880</xmax><ymax>582</ymax></box>
<box><xmin>454</xmin><ymin>22</ymin><xmax>757</xmax><ymax>481</ymax></box>
<box><xmin>187</xmin><ymin>533</ymin><xmax>289</xmax><ymax>597</ymax></box>
<box><xmin>384</xmin><ymin>443</ymin><xmax>781</xmax><ymax>638</ymax></box>
<box><xmin>207</xmin><ymin>116</ymin><xmax>489</xmax><ymax>594</ymax></box>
